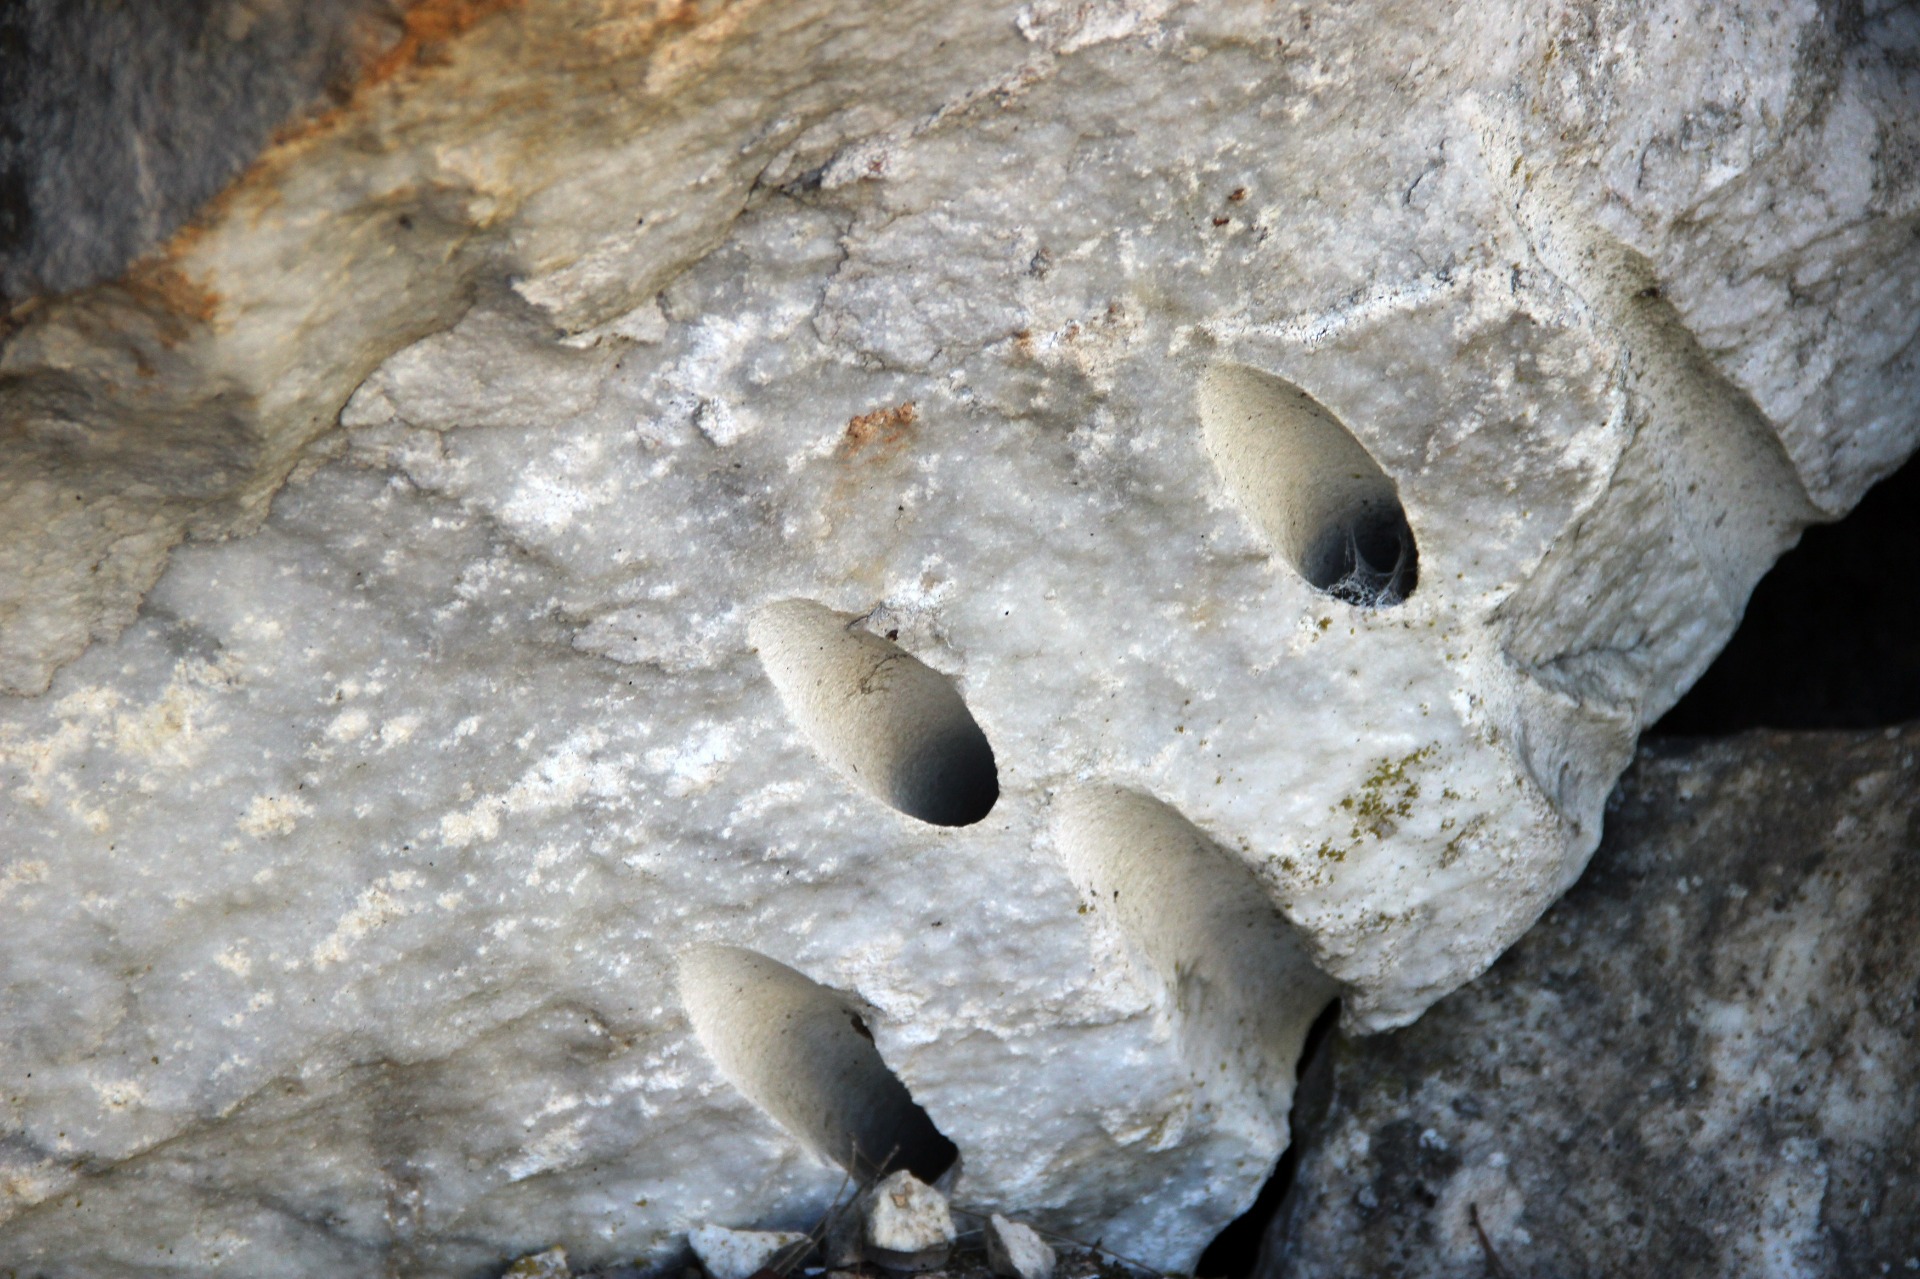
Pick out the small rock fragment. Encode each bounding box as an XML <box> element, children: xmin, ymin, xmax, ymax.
<box><xmin>688</xmin><ymin>1225</ymin><xmax>811</xmax><ymax>1279</ymax></box>
<box><xmin>985</xmin><ymin>1215</ymin><xmax>1055</xmax><ymax>1279</ymax></box>
<box><xmin>861</xmin><ymin>1171</ymin><xmax>956</xmax><ymax>1272</ymax></box>
<box><xmin>503</xmin><ymin>1248</ymin><xmax>571</xmax><ymax>1278</ymax></box>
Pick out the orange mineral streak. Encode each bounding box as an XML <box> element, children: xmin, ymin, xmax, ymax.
<box><xmin>841</xmin><ymin>402</ymin><xmax>920</xmax><ymax>462</ymax></box>
<box><xmin>361</xmin><ymin>0</ymin><xmax>527</xmax><ymax>91</ymax></box>
<box><xmin>117</xmin><ymin>0</ymin><xmax>531</xmax><ymax>328</ymax></box>
<box><xmin>104</xmin><ymin>0</ymin><xmax>742</xmax><ymax>333</ymax></box>
<box><xmin>123</xmin><ymin>263</ymin><xmax>223</xmax><ymax>329</ymax></box>
<box><xmin>266</xmin><ymin>0</ymin><xmax>530</xmax><ymax>152</ymax></box>
<box><xmin>121</xmin><ymin>216</ymin><xmax>223</xmax><ymax>339</ymax></box>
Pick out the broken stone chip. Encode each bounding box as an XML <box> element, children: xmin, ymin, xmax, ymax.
<box><xmin>503</xmin><ymin>1248</ymin><xmax>572</xmax><ymax>1278</ymax></box>
<box><xmin>986</xmin><ymin>1214</ymin><xmax>1057</xmax><ymax>1279</ymax></box>
<box><xmin>688</xmin><ymin>1226</ymin><xmax>811</xmax><ymax>1279</ymax></box>
<box><xmin>861</xmin><ymin>1171</ymin><xmax>957</xmax><ymax>1272</ymax></box>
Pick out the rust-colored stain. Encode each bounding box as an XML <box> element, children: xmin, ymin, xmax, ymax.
<box><xmin>88</xmin><ymin>0</ymin><xmax>738</xmax><ymax>335</ymax></box>
<box><xmin>363</xmin><ymin>0</ymin><xmax>526</xmax><ymax>90</ymax></box>
<box><xmin>840</xmin><ymin>402</ymin><xmax>919</xmax><ymax>462</ymax></box>
<box><xmin>107</xmin><ymin>0</ymin><xmax>529</xmax><ymax>328</ymax></box>
<box><xmin>123</xmin><ymin>261</ymin><xmax>223</xmax><ymax>337</ymax></box>
<box><xmin>268</xmin><ymin>0</ymin><xmax>528</xmax><ymax>150</ymax></box>
<box><xmin>113</xmin><ymin>208</ymin><xmax>223</xmax><ymax>336</ymax></box>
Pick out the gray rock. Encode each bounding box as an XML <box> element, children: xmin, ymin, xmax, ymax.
<box><xmin>823</xmin><ymin>1187</ymin><xmax>868</xmax><ymax>1271</ymax></box>
<box><xmin>862</xmin><ymin>1172</ymin><xmax>956</xmax><ymax>1272</ymax></box>
<box><xmin>986</xmin><ymin>1214</ymin><xmax>1056</xmax><ymax>1279</ymax></box>
<box><xmin>1265</xmin><ymin>726</ymin><xmax>1920</xmax><ymax>1278</ymax></box>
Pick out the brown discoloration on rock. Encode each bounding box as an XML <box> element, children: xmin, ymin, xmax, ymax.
<box><xmin>0</xmin><ymin>0</ymin><xmax>771</xmax><ymax>696</ymax></box>
<box><xmin>93</xmin><ymin>0</ymin><xmax>524</xmax><ymax>336</ymax></box>
<box><xmin>841</xmin><ymin>401</ymin><xmax>919</xmax><ymax>462</ymax></box>
<box><xmin>365</xmin><ymin>0</ymin><xmax>526</xmax><ymax>87</ymax></box>
<box><xmin>122</xmin><ymin>262</ymin><xmax>223</xmax><ymax>332</ymax></box>
<box><xmin>260</xmin><ymin>0</ymin><xmax>527</xmax><ymax>154</ymax></box>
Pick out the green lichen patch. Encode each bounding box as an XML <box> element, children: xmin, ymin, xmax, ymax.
<box><xmin>1317</xmin><ymin>744</ymin><xmax>1439</xmax><ymax>862</ymax></box>
<box><xmin>1438</xmin><ymin>813</ymin><xmax>1490</xmax><ymax>868</ymax></box>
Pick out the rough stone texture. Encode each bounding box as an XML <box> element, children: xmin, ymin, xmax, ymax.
<box><xmin>862</xmin><ymin>1172</ymin><xmax>956</xmax><ymax>1273</ymax></box>
<box><xmin>986</xmin><ymin>1214</ymin><xmax>1057</xmax><ymax>1279</ymax></box>
<box><xmin>0</xmin><ymin>0</ymin><xmax>1059</xmax><ymax>701</ymax></box>
<box><xmin>1</xmin><ymin>2</ymin><xmax>1918</xmax><ymax>1276</ymax></box>
<box><xmin>0</xmin><ymin>0</ymin><xmax>400</xmax><ymax>304</ymax></box>
<box><xmin>687</xmin><ymin>1226</ymin><xmax>809</xmax><ymax>1279</ymax></box>
<box><xmin>1265</xmin><ymin>725</ymin><xmax>1920</xmax><ymax>1278</ymax></box>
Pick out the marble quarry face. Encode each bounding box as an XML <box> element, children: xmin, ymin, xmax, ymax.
<box><xmin>1</xmin><ymin>0</ymin><xmax>1915</xmax><ymax>1274</ymax></box>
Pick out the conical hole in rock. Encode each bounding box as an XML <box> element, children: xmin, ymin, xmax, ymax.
<box><xmin>1052</xmin><ymin>785</ymin><xmax>1338</xmax><ymax>1114</ymax></box>
<box><xmin>678</xmin><ymin>945</ymin><xmax>959</xmax><ymax>1184</ymax></box>
<box><xmin>1197</xmin><ymin>363</ymin><xmax>1417</xmax><ymax>607</ymax></box>
<box><xmin>751</xmin><ymin>598</ymin><xmax>998</xmax><ymax>827</ymax></box>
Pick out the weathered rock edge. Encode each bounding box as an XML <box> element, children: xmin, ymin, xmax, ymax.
<box><xmin>1266</xmin><ymin>724</ymin><xmax>1920</xmax><ymax>1278</ymax></box>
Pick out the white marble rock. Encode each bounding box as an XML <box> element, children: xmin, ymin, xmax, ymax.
<box><xmin>986</xmin><ymin>1214</ymin><xmax>1057</xmax><ymax>1279</ymax></box>
<box><xmin>0</xmin><ymin>1</ymin><xmax>1916</xmax><ymax>1277</ymax></box>
<box><xmin>861</xmin><ymin>1173</ymin><xmax>956</xmax><ymax>1273</ymax></box>
<box><xmin>688</xmin><ymin>1226</ymin><xmax>812</xmax><ymax>1279</ymax></box>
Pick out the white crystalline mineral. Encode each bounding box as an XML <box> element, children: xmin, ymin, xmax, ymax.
<box><xmin>987</xmin><ymin>1214</ymin><xmax>1058</xmax><ymax>1279</ymax></box>
<box><xmin>689</xmin><ymin>1226</ymin><xmax>811</xmax><ymax>1279</ymax></box>
<box><xmin>0</xmin><ymin>1</ymin><xmax>1915</xmax><ymax>1277</ymax></box>
<box><xmin>862</xmin><ymin>1173</ymin><xmax>956</xmax><ymax>1273</ymax></box>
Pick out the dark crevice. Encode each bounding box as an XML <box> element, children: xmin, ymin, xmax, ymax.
<box><xmin>1303</xmin><ymin>506</ymin><xmax>1419</xmax><ymax>607</ymax></box>
<box><xmin>1652</xmin><ymin>449</ymin><xmax>1920</xmax><ymax>735</ymax></box>
<box><xmin>1195</xmin><ymin>1001</ymin><xmax>1342</xmax><ymax>1279</ymax></box>
<box><xmin>891</xmin><ymin>720</ymin><xmax>1000</xmax><ymax>827</ymax></box>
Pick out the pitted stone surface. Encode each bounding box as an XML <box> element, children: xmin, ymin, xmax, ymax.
<box><xmin>0</xmin><ymin>2</ymin><xmax>1917</xmax><ymax>1276</ymax></box>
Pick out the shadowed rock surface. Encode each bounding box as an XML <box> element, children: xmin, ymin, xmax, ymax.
<box><xmin>1264</xmin><ymin>725</ymin><xmax>1920</xmax><ymax>1278</ymax></box>
<box><xmin>1656</xmin><ymin>450</ymin><xmax>1920</xmax><ymax>735</ymax></box>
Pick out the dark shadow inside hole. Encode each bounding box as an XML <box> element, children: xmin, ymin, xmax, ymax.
<box><xmin>1195</xmin><ymin>1002</ymin><xmax>1342</xmax><ymax>1279</ymax></box>
<box><xmin>835</xmin><ymin>1012</ymin><xmax>960</xmax><ymax>1184</ymax></box>
<box><xmin>1652</xmin><ymin>450</ymin><xmax>1920</xmax><ymax>735</ymax></box>
<box><xmin>1304</xmin><ymin>506</ymin><xmax>1419</xmax><ymax>608</ymax></box>
<box><xmin>678</xmin><ymin>947</ymin><xmax>959</xmax><ymax>1187</ymax></box>
<box><xmin>751</xmin><ymin>599</ymin><xmax>1000</xmax><ymax>829</ymax></box>
<box><xmin>1197</xmin><ymin>364</ymin><xmax>1418</xmax><ymax>610</ymax></box>
<box><xmin>892</xmin><ymin>722</ymin><xmax>1000</xmax><ymax>827</ymax></box>
<box><xmin>862</xmin><ymin>1091</ymin><xmax>960</xmax><ymax>1186</ymax></box>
